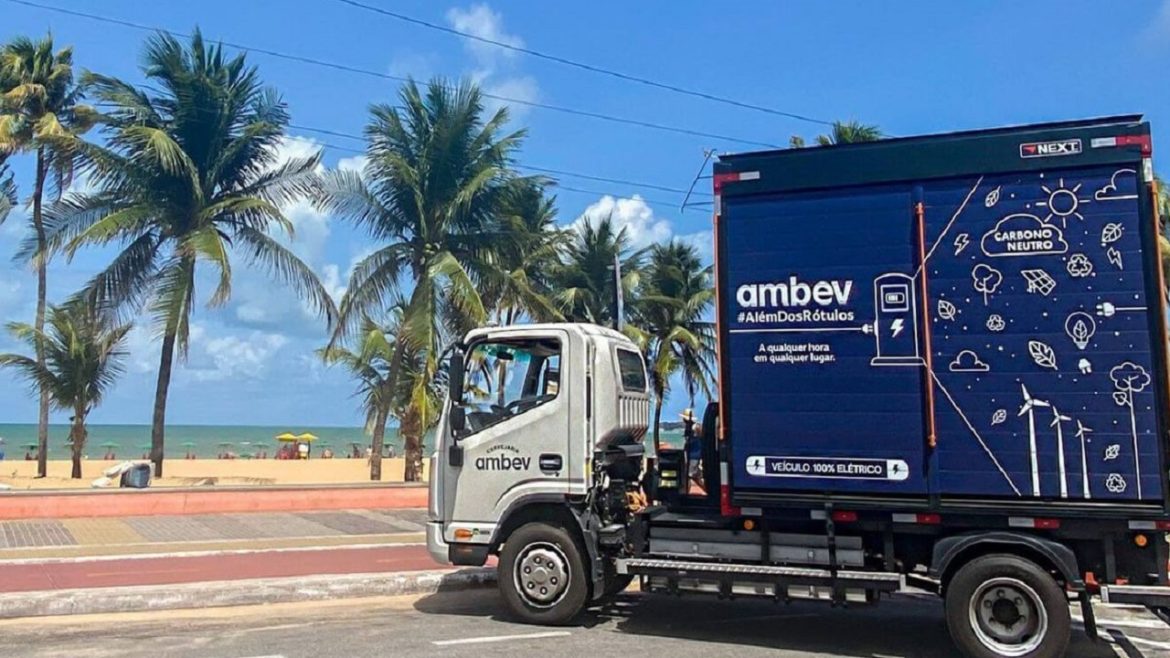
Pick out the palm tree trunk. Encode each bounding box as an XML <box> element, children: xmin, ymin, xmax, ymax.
<box><xmin>652</xmin><ymin>391</ymin><xmax>664</xmax><ymax>455</ymax></box>
<box><xmin>33</xmin><ymin>148</ymin><xmax>49</xmax><ymax>479</ymax></box>
<box><xmin>70</xmin><ymin>405</ymin><xmax>86</xmax><ymax>480</ymax></box>
<box><xmin>402</xmin><ymin>406</ymin><xmax>423</xmax><ymax>482</ymax></box>
<box><xmin>151</xmin><ymin>331</ymin><xmax>177</xmax><ymax>477</ymax></box>
<box><xmin>370</xmin><ymin>408</ymin><xmax>387</xmax><ymax>481</ymax></box>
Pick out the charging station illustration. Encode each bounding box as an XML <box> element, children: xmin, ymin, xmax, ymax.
<box><xmin>870</xmin><ymin>273</ymin><xmax>924</xmax><ymax>367</ymax></box>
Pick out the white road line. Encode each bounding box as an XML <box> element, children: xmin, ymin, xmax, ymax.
<box><xmin>0</xmin><ymin>541</ymin><xmax>427</xmax><ymax>565</ymax></box>
<box><xmin>432</xmin><ymin>631</ymin><xmax>571</xmax><ymax>646</ymax></box>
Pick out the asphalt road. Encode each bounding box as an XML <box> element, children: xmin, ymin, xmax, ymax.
<box><xmin>3</xmin><ymin>587</ymin><xmax>1169</xmax><ymax>657</ymax></box>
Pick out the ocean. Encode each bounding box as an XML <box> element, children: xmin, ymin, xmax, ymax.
<box><xmin>0</xmin><ymin>423</ymin><xmax>684</xmax><ymax>458</ymax></box>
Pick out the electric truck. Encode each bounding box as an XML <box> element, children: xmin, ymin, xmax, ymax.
<box><xmin>427</xmin><ymin>116</ymin><xmax>1170</xmax><ymax>658</ymax></box>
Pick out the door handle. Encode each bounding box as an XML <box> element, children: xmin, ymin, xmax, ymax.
<box><xmin>539</xmin><ymin>454</ymin><xmax>563</xmax><ymax>472</ymax></box>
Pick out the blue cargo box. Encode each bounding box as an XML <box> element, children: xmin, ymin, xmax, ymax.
<box><xmin>714</xmin><ymin>116</ymin><xmax>1169</xmax><ymax>507</ymax></box>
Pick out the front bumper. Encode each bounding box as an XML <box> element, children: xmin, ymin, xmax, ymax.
<box><xmin>426</xmin><ymin>521</ymin><xmax>450</xmax><ymax>565</ymax></box>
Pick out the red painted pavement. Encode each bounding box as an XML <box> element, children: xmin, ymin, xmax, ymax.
<box><xmin>0</xmin><ymin>485</ymin><xmax>429</xmax><ymax>520</ymax></box>
<box><xmin>0</xmin><ymin>545</ymin><xmax>443</xmax><ymax>593</ymax></box>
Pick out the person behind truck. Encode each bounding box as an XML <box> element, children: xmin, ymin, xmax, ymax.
<box><xmin>681</xmin><ymin>408</ymin><xmax>704</xmax><ymax>491</ymax></box>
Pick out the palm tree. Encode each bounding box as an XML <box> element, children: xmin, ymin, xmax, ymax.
<box><xmin>50</xmin><ymin>31</ymin><xmax>335</xmax><ymax>477</ymax></box>
<box><xmin>627</xmin><ymin>240</ymin><xmax>716</xmax><ymax>449</ymax></box>
<box><xmin>482</xmin><ymin>178</ymin><xmax>568</xmax><ymax>325</ymax></box>
<box><xmin>554</xmin><ymin>213</ymin><xmax>644</xmax><ymax>327</ymax></box>
<box><xmin>319</xmin><ymin>310</ymin><xmax>413</xmax><ymax>481</ymax></box>
<box><xmin>0</xmin><ymin>163</ymin><xmax>14</xmax><ymax>223</ymax></box>
<box><xmin>790</xmin><ymin>120</ymin><xmax>883</xmax><ymax>148</ymax></box>
<box><xmin>0</xmin><ymin>35</ymin><xmax>96</xmax><ymax>477</ymax></box>
<box><xmin>0</xmin><ymin>302</ymin><xmax>131</xmax><ymax>478</ymax></box>
<box><xmin>316</xmin><ymin>78</ymin><xmax>523</xmax><ymax>481</ymax></box>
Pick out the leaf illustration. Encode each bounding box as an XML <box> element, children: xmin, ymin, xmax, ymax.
<box><xmin>1113</xmin><ymin>391</ymin><xmax>1130</xmax><ymax>406</ymax></box>
<box><xmin>937</xmin><ymin>299</ymin><xmax>957</xmax><ymax>321</ymax></box>
<box><xmin>991</xmin><ymin>409</ymin><xmax>1007</xmax><ymax>426</ymax></box>
<box><xmin>984</xmin><ymin>186</ymin><xmax>1001</xmax><ymax>208</ymax></box>
<box><xmin>1104</xmin><ymin>444</ymin><xmax>1120</xmax><ymax>461</ymax></box>
<box><xmin>1101</xmin><ymin>223</ymin><xmax>1123</xmax><ymax>246</ymax></box>
<box><xmin>1027</xmin><ymin>340</ymin><xmax>1058</xmax><ymax>370</ymax></box>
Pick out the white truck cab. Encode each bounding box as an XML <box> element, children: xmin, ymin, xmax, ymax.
<box><xmin>427</xmin><ymin>323</ymin><xmax>650</xmax><ymax>615</ymax></box>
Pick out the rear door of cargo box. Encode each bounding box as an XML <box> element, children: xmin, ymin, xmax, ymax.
<box><xmin>720</xmin><ymin>183</ymin><xmax>930</xmax><ymax>496</ymax></box>
<box><xmin>922</xmin><ymin>164</ymin><xmax>1164</xmax><ymax>502</ymax></box>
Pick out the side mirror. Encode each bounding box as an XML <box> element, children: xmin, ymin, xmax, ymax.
<box><xmin>450</xmin><ymin>405</ymin><xmax>466</xmax><ymax>436</ymax></box>
<box><xmin>448</xmin><ymin>349</ymin><xmax>467</xmax><ymax>435</ymax></box>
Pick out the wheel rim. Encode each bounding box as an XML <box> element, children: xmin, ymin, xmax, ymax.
<box><xmin>968</xmin><ymin>577</ymin><xmax>1049</xmax><ymax>656</ymax></box>
<box><xmin>513</xmin><ymin>542</ymin><xmax>571</xmax><ymax>608</ymax></box>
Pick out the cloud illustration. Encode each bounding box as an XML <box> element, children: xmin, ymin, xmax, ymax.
<box><xmin>1094</xmin><ymin>169</ymin><xmax>1138</xmax><ymax>201</ymax></box>
<box><xmin>980</xmin><ymin>214</ymin><xmax>1068</xmax><ymax>258</ymax></box>
<box><xmin>949</xmin><ymin>349</ymin><xmax>990</xmax><ymax>373</ymax></box>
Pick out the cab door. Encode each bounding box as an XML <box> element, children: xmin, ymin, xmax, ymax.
<box><xmin>441</xmin><ymin>330</ymin><xmax>572</xmax><ymax>543</ymax></box>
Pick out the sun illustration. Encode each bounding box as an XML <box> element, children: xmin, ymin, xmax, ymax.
<box><xmin>1036</xmin><ymin>178</ymin><xmax>1091</xmax><ymax>227</ymax></box>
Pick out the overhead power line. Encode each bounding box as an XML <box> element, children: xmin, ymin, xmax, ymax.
<box><xmin>287</xmin><ymin>124</ymin><xmax>710</xmax><ymax>197</ymax></box>
<box><xmin>4</xmin><ymin>0</ymin><xmax>780</xmax><ymax>149</ymax></box>
<box><xmin>334</xmin><ymin>0</ymin><xmax>835</xmax><ymax>127</ymax></box>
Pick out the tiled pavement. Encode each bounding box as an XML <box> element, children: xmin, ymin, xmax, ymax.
<box><xmin>0</xmin><ymin>509</ymin><xmax>427</xmax><ymax>551</ymax></box>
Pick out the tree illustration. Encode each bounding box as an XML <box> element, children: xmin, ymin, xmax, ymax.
<box><xmin>1110</xmin><ymin>361</ymin><xmax>1151</xmax><ymax>497</ymax></box>
<box><xmin>971</xmin><ymin>264</ymin><xmax>1003</xmax><ymax>305</ymax></box>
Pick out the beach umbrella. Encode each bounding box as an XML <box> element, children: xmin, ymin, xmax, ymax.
<box><xmin>181</xmin><ymin>441</ymin><xmax>197</xmax><ymax>447</ymax></box>
<box><xmin>22</xmin><ymin>443</ymin><xmax>38</xmax><ymax>450</ymax></box>
<box><xmin>217</xmin><ymin>441</ymin><xmax>235</xmax><ymax>447</ymax></box>
<box><xmin>275</xmin><ymin>432</ymin><xmax>298</xmax><ymax>441</ymax></box>
<box><xmin>297</xmin><ymin>432</ymin><xmax>318</xmax><ymax>441</ymax></box>
<box><xmin>99</xmin><ymin>442</ymin><xmax>119</xmax><ymax>448</ymax></box>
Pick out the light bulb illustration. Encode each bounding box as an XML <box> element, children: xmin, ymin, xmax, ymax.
<box><xmin>1064</xmin><ymin>311</ymin><xmax>1096</xmax><ymax>350</ymax></box>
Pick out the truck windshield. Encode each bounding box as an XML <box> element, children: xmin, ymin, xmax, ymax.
<box><xmin>460</xmin><ymin>338</ymin><xmax>561</xmax><ymax>432</ymax></box>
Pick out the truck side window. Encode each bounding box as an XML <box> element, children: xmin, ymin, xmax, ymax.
<box><xmin>616</xmin><ymin>348</ymin><xmax>647</xmax><ymax>392</ymax></box>
<box><xmin>460</xmin><ymin>339</ymin><xmax>562</xmax><ymax>433</ymax></box>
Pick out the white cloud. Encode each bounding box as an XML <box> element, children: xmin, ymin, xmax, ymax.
<box><xmin>445</xmin><ymin>3</ymin><xmax>537</xmax><ymax>119</ymax></box>
<box><xmin>187</xmin><ymin>330</ymin><xmax>289</xmax><ymax>382</ymax></box>
<box><xmin>576</xmin><ymin>195</ymin><xmax>674</xmax><ymax>249</ymax></box>
<box><xmin>571</xmin><ymin>195</ymin><xmax>713</xmax><ymax>262</ymax></box>
<box><xmin>337</xmin><ymin>155</ymin><xmax>368</xmax><ymax>174</ymax></box>
<box><xmin>446</xmin><ymin>4</ymin><xmax>522</xmax><ymax>66</ymax></box>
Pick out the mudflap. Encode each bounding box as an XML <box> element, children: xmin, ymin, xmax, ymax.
<box><xmin>572</xmin><ymin>508</ymin><xmax>607</xmax><ymax>600</ymax></box>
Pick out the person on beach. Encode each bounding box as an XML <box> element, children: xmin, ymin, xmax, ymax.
<box><xmin>0</xmin><ymin>436</ymin><xmax>5</xmax><ymax>461</ymax></box>
<box><xmin>682</xmin><ymin>408</ymin><xmax>704</xmax><ymax>492</ymax></box>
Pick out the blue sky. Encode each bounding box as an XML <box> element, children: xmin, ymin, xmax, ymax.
<box><xmin>1</xmin><ymin>0</ymin><xmax>1169</xmax><ymax>427</ymax></box>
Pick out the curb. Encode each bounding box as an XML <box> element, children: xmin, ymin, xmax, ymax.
<box><xmin>0</xmin><ymin>567</ymin><xmax>496</xmax><ymax>620</ymax></box>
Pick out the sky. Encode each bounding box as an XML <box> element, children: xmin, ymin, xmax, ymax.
<box><xmin>1</xmin><ymin>0</ymin><xmax>1169</xmax><ymax>427</ymax></box>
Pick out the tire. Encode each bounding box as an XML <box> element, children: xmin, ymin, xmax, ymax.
<box><xmin>945</xmin><ymin>554</ymin><xmax>1071</xmax><ymax>658</ymax></box>
<box><xmin>497</xmin><ymin>522</ymin><xmax>590</xmax><ymax>625</ymax></box>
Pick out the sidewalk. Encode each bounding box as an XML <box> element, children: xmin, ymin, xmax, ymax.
<box><xmin>0</xmin><ymin>507</ymin><xmax>497</xmax><ymax>619</ymax></box>
<box><xmin>0</xmin><ymin>508</ymin><xmax>428</xmax><ymax>560</ymax></box>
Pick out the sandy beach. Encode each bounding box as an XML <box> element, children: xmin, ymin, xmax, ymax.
<box><xmin>0</xmin><ymin>458</ymin><xmax>429</xmax><ymax>490</ymax></box>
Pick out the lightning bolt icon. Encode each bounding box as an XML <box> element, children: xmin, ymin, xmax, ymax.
<box><xmin>891</xmin><ymin>319</ymin><xmax>905</xmax><ymax>338</ymax></box>
<box><xmin>953</xmin><ymin>233</ymin><xmax>970</xmax><ymax>255</ymax></box>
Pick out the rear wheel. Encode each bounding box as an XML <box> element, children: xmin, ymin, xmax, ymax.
<box><xmin>945</xmin><ymin>554</ymin><xmax>1071</xmax><ymax>658</ymax></box>
<box><xmin>498</xmin><ymin>522</ymin><xmax>590</xmax><ymax>625</ymax></box>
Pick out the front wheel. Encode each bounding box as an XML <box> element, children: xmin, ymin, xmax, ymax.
<box><xmin>944</xmin><ymin>554</ymin><xmax>1071</xmax><ymax>658</ymax></box>
<box><xmin>498</xmin><ymin>522</ymin><xmax>590</xmax><ymax>625</ymax></box>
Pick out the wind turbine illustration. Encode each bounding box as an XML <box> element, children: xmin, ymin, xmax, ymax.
<box><xmin>1050</xmin><ymin>407</ymin><xmax>1072</xmax><ymax>499</ymax></box>
<box><xmin>1075</xmin><ymin>421</ymin><xmax>1093</xmax><ymax>499</ymax></box>
<box><xmin>1019</xmin><ymin>384</ymin><xmax>1050</xmax><ymax>497</ymax></box>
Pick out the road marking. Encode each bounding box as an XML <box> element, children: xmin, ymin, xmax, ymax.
<box><xmin>432</xmin><ymin>631</ymin><xmax>571</xmax><ymax>646</ymax></box>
